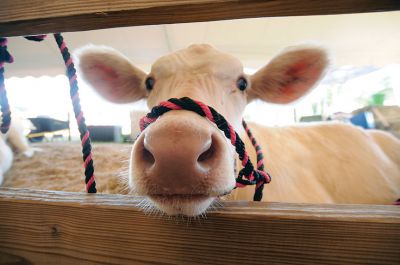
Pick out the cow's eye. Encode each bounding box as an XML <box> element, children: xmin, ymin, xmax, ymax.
<box><xmin>145</xmin><ymin>77</ymin><xmax>155</xmax><ymax>91</ymax></box>
<box><xmin>237</xmin><ymin>77</ymin><xmax>248</xmax><ymax>91</ymax></box>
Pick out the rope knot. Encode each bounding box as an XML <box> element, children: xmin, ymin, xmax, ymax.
<box><xmin>256</xmin><ymin>169</ymin><xmax>272</xmax><ymax>184</ymax></box>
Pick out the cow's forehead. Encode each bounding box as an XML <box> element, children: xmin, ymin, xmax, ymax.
<box><xmin>151</xmin><ymin>44</ymin><xmax>244</xmax><ymax>77</ymax></box>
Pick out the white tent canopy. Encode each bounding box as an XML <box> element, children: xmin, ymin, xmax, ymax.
<box><xmin>3</xmin><ymin>11</ymin><xmax>400</xmax><ymax>134</ymax></box>
<box><xmin>5</xmin><ymin>11</ymin><xmax>400</xmax><ymax>77</ymax></box>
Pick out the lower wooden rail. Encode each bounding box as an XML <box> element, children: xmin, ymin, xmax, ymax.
<box><xmin>0</xmin><ymin>188</ymin><xmax>399</xmax><ymax>264</ymax></box>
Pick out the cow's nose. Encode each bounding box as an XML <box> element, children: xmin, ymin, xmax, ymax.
<box><xmin>142</xmin><ymin>130</ymin><xmax>215</xmax><ymax>167</ymax></box>
<box><xmin>135</xmin><ymin>114</ymin><xmax>223</xmax><ymax>194</ymax></box>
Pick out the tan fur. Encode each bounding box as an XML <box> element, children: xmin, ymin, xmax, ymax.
<box><xmin>146</xmin><ymin>44</ymin><xmax>248</xmax><ymax>130</ymax></box>
<box><xmin>231</xmin><ymin>122</ymin><xmax>400</xmax><ymax>204</ymax></box>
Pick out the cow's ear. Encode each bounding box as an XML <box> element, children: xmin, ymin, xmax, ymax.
<box><xmin>248</xmin><ymin>46</ymin><xmax>328</xmax><ymax>104</ymax></box>
<box><xmin>77</xmin><ymin>45</ymin><xmax>147</xmax><ymax>103</ymax></box>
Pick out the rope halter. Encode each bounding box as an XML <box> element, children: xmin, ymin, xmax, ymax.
<box><xmin>139</xmin><ymin>97</ymin><xmax>272</xmax><ymax>201</ymax></box>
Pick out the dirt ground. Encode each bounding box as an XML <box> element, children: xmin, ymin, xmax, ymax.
<box><xmin>3</xmin><ymin>142</ymin><xmax>132</xmax><ymax>194</ymax></box>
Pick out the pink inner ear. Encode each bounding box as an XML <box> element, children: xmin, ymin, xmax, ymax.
<box><xmin>280</xmin><ymin>60</ymin><xmax>321</xmax><ymax>97</ymax></box>
<box><xmin>95</xmin><ymin>63</ymin><xmax>119</xmax><ymax>81</ymax></box>
<box><xmin>286</xmin><ymin>61</ymin><xmax>309</xmax><ymax>77</ymax></box>
<box><xmin>89</xmin><ymin>63</ymin><xmax>126</xmax><ymax>101</ymax></box>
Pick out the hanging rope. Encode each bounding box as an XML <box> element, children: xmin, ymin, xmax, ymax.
<box><xmin>53</xmin><ymin>33</ymin><xmax>97</xmax><ymax>193</ymax></box>
<box><xmin>0</xmin><ymin>34</ymin><xmax>96</xmax><ymax>193</ymax></box>
<box><xmin>0</xmin><ymin>37</ymin><xmax>13</xmax><ymax>134</ymax></box>
<box><xmin>140</xmin><ymin>97</ymin><xmax>272</xmax><ymax>201</ymax></box>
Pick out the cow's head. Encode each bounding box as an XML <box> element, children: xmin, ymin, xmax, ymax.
<box><xmin>78</xmin><ymin>44</ymin><xmax>328</xmax><ymax>216</ymax></box>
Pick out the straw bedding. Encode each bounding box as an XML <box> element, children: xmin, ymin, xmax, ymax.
<box><xmin>3</xmin><ymin>142</ymin><xmax>131</xmax><ymax>194</ymax></box>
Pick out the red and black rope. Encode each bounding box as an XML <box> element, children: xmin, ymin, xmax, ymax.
<box><xmin>54</xmin><ymin>33</ymin><xmax>96</xmax><ymax>193</ymax></box>
<box><xmin>140</xmin><ymin>97</ymin><xmax>272</xmax><ymax>201</ymax></box>
<box><xmin>242</xmin><ymin>119</ymin><xmax>269</xmax><ymax>200</ymax></box>
<box><xmin>24</xmin><ymin>35</ymin><xmax>47</xmax><ymax>42</ymax></box>
<box><xmin>0</xmin><ymin>35</ymin><xmax>47</xmax><ymax>133</ymax></box>
<box><xmin>0</xmin><ymin>34</ymin><xmax>96</xmax><ymax>193</ymax></box>
<box><xmin>0</xmin><ymin>37</ymin><xmax>13</xmax><ymax>133</ymax></box>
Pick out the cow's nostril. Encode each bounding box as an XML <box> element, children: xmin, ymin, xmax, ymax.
<box><xmin>198</xmin><ymin>137</ymin><xmax>216</xmax><ymax>163</ymax></box>
<box><xmin>142</xmin><ymin>145</ymin><xmax>155</xmax><ymax>165</ymax></box>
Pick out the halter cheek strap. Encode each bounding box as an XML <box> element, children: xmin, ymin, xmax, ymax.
<box><xmin>139</xmin><ymin>97</ymin><xmax>272</xmax><ymax>201</ymax></box>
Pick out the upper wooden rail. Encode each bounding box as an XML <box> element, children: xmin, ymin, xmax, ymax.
<box><xmin>0</xmin><ymin>0</ymin><xmax>400</xmax><ymax>37</ymax></box>
<box><xmin>1</xmin><ymin>188</ymin><xmax>399</xmax><ymax>264</ymax></box>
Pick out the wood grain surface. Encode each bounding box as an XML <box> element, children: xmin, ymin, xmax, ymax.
<box><xmin>0</xmin><ymin>0</ymin><xmax>399</xmax><ymax>36</ymax></box>
<box><xmin>0</xmin><ymin>188</ymin><xmax>399</xmax><ymax>264</ymax></box>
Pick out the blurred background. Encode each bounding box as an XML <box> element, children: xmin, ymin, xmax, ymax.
<box><xmin>3</xmin><ymin>11</ymin><xmax>400</xmax><ymax>142</ymax></box>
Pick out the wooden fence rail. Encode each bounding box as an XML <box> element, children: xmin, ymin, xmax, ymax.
<box><xmin>0</xmin><ymin>0</ymin><xmax>400</xmax><ymax>36</ymax></box>
<box><xmin>1</xmin><ymin>1</ymin><xmax>400</xmax><ymax>264</ymax></box>
<box><xmin>1</xmin><ymin>188</ymin><xmax>399</xmax><ymax>264</ymax></box>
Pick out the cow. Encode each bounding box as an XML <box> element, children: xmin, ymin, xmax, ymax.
<box><xmin>77</xmin><ymin>44</ymin><xmax>400</xmax><ymax>216</ymax></box>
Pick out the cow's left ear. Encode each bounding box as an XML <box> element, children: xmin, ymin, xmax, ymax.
<box><xmin>76</xmin><ymin>45</ymin><xmax>147</xmax><ymax>104</ymax></box>
<box><xmin>248</xmin><ymin>46</ymin><xmax>329</xmax><ymax>104</ymax></box>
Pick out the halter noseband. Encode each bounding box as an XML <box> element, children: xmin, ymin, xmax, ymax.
<box><xmin>139</xmin><ymin>97</ymin><xmax>272</xmax><ymax>201</ymax></box>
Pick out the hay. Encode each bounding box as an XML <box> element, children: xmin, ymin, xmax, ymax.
<box><xmin>3</xmin><ymin>142</ymin><xmax>131</xmax><ymax>194</ymax></box>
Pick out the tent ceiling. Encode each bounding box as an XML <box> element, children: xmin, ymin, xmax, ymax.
<box><xmin>5</xmin><ymin>11</ymin><xmax>400</xmax><ymax>77</ymax></box>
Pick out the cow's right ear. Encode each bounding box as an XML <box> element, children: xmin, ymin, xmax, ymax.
<box><xmin>77</xmin><ymin>45</ymin><xmax>147</xmax><ymax>104</ymax></box>
<box><xmin>247</xmin><ymin>46</ymin><xmax>328</xmax><ymax>104</ymax></box>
